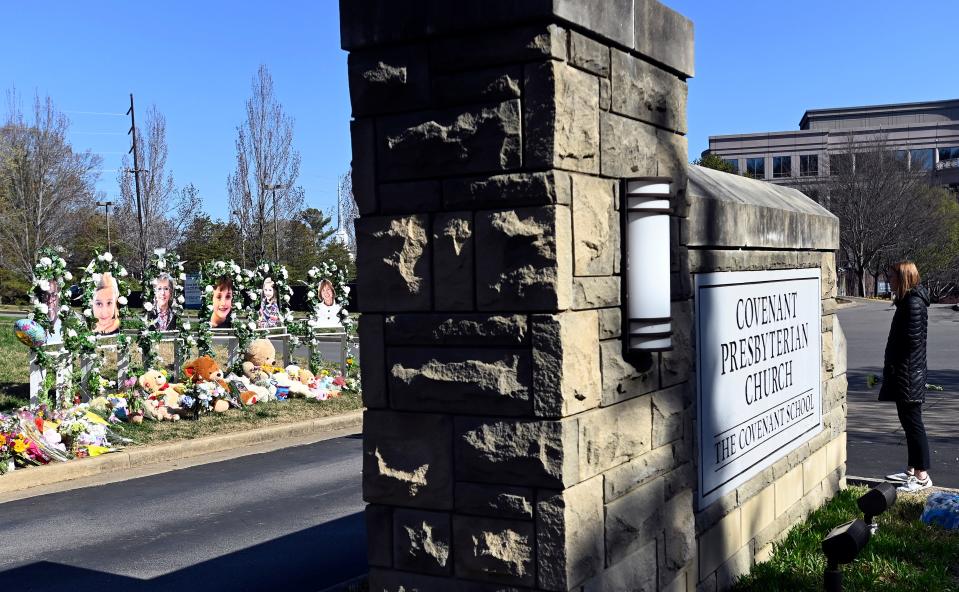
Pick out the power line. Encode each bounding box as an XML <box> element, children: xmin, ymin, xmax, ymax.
<box><xmin>72</xmin><ymin>131</ymin><xmax>125</xmax><ymax>135</ymax></box>
<box><xmin>65</xmin><ymin>110</ymin><xmax>126</xmax><ymax>116</ymax></box>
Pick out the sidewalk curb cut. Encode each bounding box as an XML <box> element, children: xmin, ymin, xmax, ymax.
<box><xmin>0</xmin><ymin>410</ymin><xmax>364</xmax><ymax>495</ymax></box>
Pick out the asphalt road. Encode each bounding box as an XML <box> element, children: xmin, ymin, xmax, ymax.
<box><xmin>839</xmin><ymin>299</ymin><xmax>959</xmax><ymax>488</ymax></box>
<box><xmin>0</xmin><ymin>434</ymin><xmax>366</xmax><ymax>591</ymax></box>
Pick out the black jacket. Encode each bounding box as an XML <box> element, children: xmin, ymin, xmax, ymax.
<box><xmin>879</xmin><ymin>285</ymin><xmax>930</xmax><ymax>403</ymax></box>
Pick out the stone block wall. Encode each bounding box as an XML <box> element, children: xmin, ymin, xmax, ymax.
<box><xmin>343</xmin><ymin>2</ymin><xmax>845</xmax><ymax>591</ymax></box>
<box><xmin>343</xmin><ymin>1</ymin><xmax>699</xmax><ymax>590</ymax></box>
<box><xmin>684</xmin><ymin>166</ymin><xmax>846</xmax><ymax>591</ymax></box>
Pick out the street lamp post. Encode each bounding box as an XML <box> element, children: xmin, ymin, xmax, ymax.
<box><xmin>262</xmin><ymin>183</ymin><xmax>288</xmax><ymax>261</ymax></box>
<box><xmin>96</xmin><ymin>200</ymin><xmax>115</xmax><ymax>252</ymax></box>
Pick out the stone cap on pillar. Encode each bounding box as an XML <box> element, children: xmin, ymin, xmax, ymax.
<box><xmin>339</xmin><ymin>0</ymin><xmax>694</xmax><ymax>78</ymax></box>
<box><xmin>686</xmin><ymin>164</ymin><xmax>840</xmax><ymax>251</ymax></box>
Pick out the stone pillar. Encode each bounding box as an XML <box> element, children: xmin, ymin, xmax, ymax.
<box><xmin>342</xmin><ymin>2</ymin><xmax>694</xmax><ymax>590</ymax></box>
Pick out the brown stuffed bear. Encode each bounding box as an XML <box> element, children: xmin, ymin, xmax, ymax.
<box><xmin>183</xmin><ymin>356</ymin><xmax>232</xmax><ymax>413</ymax></box>
<box><xmin>242</xmin><ymin>339</ymin><xmax>277</xmax><ymax>383</ymax></box>
<box><xmin>138</xmin><ymin>369</ymin><xmax>182</xmax><ymax>421</ymax></box>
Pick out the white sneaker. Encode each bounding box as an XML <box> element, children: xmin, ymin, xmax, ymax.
<box><xmin>886</xmin><ymin>470</ymin><xmax>914</xmax><ymax>482</ymax></box>
<box><xmin>897</xmin><ymin>475</ymin><xmax>932</xmax><ymax>492</ymax></box>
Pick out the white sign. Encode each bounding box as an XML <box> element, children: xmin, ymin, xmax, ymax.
<box><xmin>184</xmin><ymin>273</ymin><xmax>201</xmax><ymax>309</ymax></box>
<box><xmin>695</xmin><ymin>268</ymin><xmax>822</xmax><ymax>508</ymax></box>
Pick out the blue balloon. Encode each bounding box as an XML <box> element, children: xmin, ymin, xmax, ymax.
<box><xmin>14</xmin><ymin>318</ymin><xmax>46</xmax><ymax>348</ymax></box>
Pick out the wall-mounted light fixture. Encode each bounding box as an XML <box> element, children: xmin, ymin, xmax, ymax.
<box><xmin>622</xmin><ymin>177</ymin><xmax>673</xmax><ymax>352</ymax></box>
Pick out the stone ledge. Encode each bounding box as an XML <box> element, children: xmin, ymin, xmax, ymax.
<box><xmin>687</xmin><ymin>165</ymin><xmax>839</xmax><ymax>251</ymax></box>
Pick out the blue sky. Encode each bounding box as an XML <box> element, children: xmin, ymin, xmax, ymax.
<box><xmin>3</xmin><ymin>1</ymin><xmax>956</xmax><ymax>219</ymax></box>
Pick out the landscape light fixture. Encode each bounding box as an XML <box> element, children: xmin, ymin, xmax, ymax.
<box><xmin>820</xmin><ymin>483</ymin><xmax>898</xmax><ymax>592</ymax></box>
<box><xmin>857</xmin><ymin>481</ymin><xmax>897</xmax><ymax>533</ymax></box>
<box><xmin>821</xmin><ymin>519</ymin><xmax>870</xmax><ymax>592</ymax></box>
<box><xmin>622</xmin><ymin>177</ymin><xmax>673</xmax><ymax>352</ymax></box>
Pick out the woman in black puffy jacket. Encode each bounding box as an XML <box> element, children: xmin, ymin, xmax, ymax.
<box><xmin>878</xmin><ymin>260</ymin><xmax>932</xmax><ymax>492</ymax></box>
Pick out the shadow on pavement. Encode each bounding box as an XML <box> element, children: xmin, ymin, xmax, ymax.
<box><xmin>0</xmin><ymin>512</ymin><xmax>367</xmax><ymax>591</ymax></box>
<box><xmin>846</xmin><ymin>366</ymin><xmax>959</xmax><ymax>487</ymax></box>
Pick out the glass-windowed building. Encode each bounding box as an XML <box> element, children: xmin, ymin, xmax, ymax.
<box><xmin>705</xmin><ymin>99</ymin><xmax>959</xmax><ymax>192</ymax></box>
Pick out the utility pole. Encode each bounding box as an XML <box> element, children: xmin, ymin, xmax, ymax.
<box><xmin>126</xmin><ymin>93</ymin><xmax>148</xmax><ymax>276</ymax></box>
<box><xmin>96</xmin><ymin>200</ymin><xmax>115</xmax><ymax>252</ymax></box>
<box><xmin>262</xmin><ymin>183</ymin><xmax>287</xmax><ymax>261</ymax></box>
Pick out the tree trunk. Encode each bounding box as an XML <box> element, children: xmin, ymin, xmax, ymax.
<box><xmin>857</xmin><ymin>268</ymin><xmax>866</xmax><ymax>297</ymax></box>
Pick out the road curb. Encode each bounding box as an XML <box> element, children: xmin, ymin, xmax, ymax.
<box><xmin>848</xmin><ymin>475</ymin><xmax>959</xmax><ymax>493</ymax></box>
<box><xmin>0</xmin><ymin>410</ymin><xmax>364</xmax><ymax>495</ymax></box>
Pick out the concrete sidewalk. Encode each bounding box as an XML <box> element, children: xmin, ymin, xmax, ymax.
<box><xmin>839</xmin><ymin>299</ymin><xmax>959</xmax><ymax>488</ymax></box>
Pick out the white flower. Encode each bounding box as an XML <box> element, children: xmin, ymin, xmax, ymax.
<box><xmin>102</xmin><ymin>252</ymin><xmax>113</xmax><ymax>262</ymax></box>
<box><xmin>343</xmin><ymin>286</ymin><xmax>351</xmax><ymax>294</ymax></box>
<box><xmin>234</xmin><ymin>303</ymin><xmax>243</xmax><ymax>310</ymax></box>
<box><xmin>205</xmin><ymin>285</ymin><xmax>213</xmax><ymax>293</ymax></box>
<box><xmin>179</xmin><ymin>273</ymin><xmax>186</xmax><ymax>280</ymax></box>
<box><xmin>67</xmin><ymin>329</ymin><xmax>77</xmax><ymax>338</ymax></box>
<box><xmin>249</xmin><ymin>292</ymin><xmax>258</xmax><ymax>301</ymax></box>
<box><xmin>281</xmin><ymin>268</ymin><xmax>288</xmax><ymax>279</ymax></box>
<box><xmin>157</xmin><ymin>259</ymin><xmax>166</xmax><ymax>269</ymax></box>
<box><xmin>36</xmin><ymin>303</ymin><xmax>49</xmax><ymax>314</ymax></box>
<box><xmin>38</xmin><ymin>279</ymin><xmax>51</xmax><ymax>292</ymax></box>
<box><xmin>153</xmin><ymin>248</ymin><xmax>166</xmax><ymax>256</ymax></box>
<box><xmin>307</xmin><ymin>269</ymin><xmax>317</xmax><ymax>278</ymax></box>
<box><xmin>92</xmin><ymin>273</ymin><xmax>102</xmax><ymax>285</ymax></box>
<box><xmin>307</xmin><ymin>291</ymin><xmax>315</xmax><ymax>299</ymax></box>
<box><xmin>215</xmin><ymin>261</ymin><xmax>225</xmax><ymax>269</ymax></box>
<box><xmin>40</xmin><ymin>256</ymin><xmax>53</xmax><ymax>266</ymax></box>
<box><xmin>84</xmin><ymin>308</ymin><xmax>93</xmax><ymax>318</ymax></box>
<box><xmin>183</xmin><ymin>322</ymin><xmax>191</xmax><ymax>330</ymax></box>
<box><xmin>283</xmin><ymin>294</ymin><xmax>290</xmax><ymax>302</ymax></box>
<box><xmin>85</xmin><ymin>262</ymin><xmax>94</xmax><ymax>273</ymax></box>
<box><xmin>118</xmin><ymin>296</ymin><xmax>127</xmax><ymax>306</ymax></box>
<box><xmin>86</xmin><ymin>335</ymin><xmax>96</xmax><ymax>343</ymax></box>
<box><xmin>331</xmin><ymin>264</ymin><xmax>338</xmax><ymax>271</ymax></box>
<box><xmin>177</xmin><ymin>296</ymin><xmax>185</xmax><ymax>304</ymax></box>
<box><xmin>143</xmin><ymin>301</ymin><xmax>154</xmax><ymax>312</ymax></box>
<box><xmin>244</xmin><ymin>270</ymin><xmax>254</xmax><ymax>278</ymax></box>
<box><xmin>231</xmin><ymin>265</ymin><xmax>241</xmax><ymax>275</ymax></box>
<box><xmin>119</xmin><ymin>268</ymin><xmax>128</xmax><ymax>277</ymax></box>
<box><xmin>60</xmin><ymin>305</ymin><xmax>69</xmax><ymax>313</ymax></box>
<box><xmin>64</xmin><ymin>271</ymin><xmax>73</xmax><ymax>281</ymax></box>
<box><xmin>248</xmin><ymin>322</ymin><xmax>256</xmax><ymax>331</ymax></box>
<box><xmin>260</xmin><ymin>264</ymin><xmax>269</xmax><ymax>272</ymax></box>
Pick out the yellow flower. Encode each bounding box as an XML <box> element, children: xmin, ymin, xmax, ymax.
<box><xmin>13</xmin><ymin>438</ymin><xmax>28</xmax><ymax>454</ymax></box>
<box><xmin>0</xmin><ymin>434</ymin><xmax>6</xmax><ymax>447</ymax></box>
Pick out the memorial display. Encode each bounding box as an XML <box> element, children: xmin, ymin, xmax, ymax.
<box><xmin>4</xmin><ymin>249</ymin><xmax>359</xmax><ymax>476</ymax></box>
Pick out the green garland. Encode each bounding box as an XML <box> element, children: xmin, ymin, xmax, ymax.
<box><xmin>139</xmin><ymin>248</ymin><xmax>188</xmax><ymax>372</ymax></box>
<box><xmin>288</xmin><ymin>261</ymin><xmax>353</xmax><ymax>374</ymax></box>
<box><xmin>247</xmin><ymin>260</ymin><xmax>294</xmax><ymax>328</ymax></box>
<box><xmin>306</xmin><ymin>260</ymin><xmax>353</xmax><ymax>332</ymax></box>
<box><xmin>27</xmin><ymin>247</ymin><xmax>74</xmax><ymax>408</ymax></box>
<box><xmin>79</xmin><ymin>251</ymin><xmax>134</xmax><ymax>397</ymax></box>
<box><xmin>197</xmin><ymin>260</ymin><xmax>250</xmax><ymax>372</ymax></box>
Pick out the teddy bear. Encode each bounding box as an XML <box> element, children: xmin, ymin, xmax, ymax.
<box><xmin>137</xmin><ymin>369</ymin><xmax>182</xmax><ymax>421</ymax></box>
<box><xmin>224</xmin><ymin>372</ymin><xmax>273</xmax><ymax>406</ymax></box>
<box><xmin>242</xmin><ymin>339</ymin><xmax>278</xmax><ymax>383</ymax></box>
<box><xmin>285</xmin><ymin>365</ymin><xmax>315</xmax><ymax>386</ymax></box>
<box><xmin>182</xmin><ymin>356</ymin><xmax>234</xmax><ymax>413</ymax></box>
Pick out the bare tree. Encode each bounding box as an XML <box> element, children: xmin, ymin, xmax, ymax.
<box><xmin>0</xmin><ymin>89</ymin><xmax>101</xmax><ymax>278</ymax></box>
<box><xmin>117</xmin><ymin>104</ymin><xmax>197</xmax><ymax>278</ymax></box>
<box><xmin>227</xmin><ymin>65</ymin><xmax>302</xmax><ymax>263</ymax></box>
<box><xmin>799</xmin><ymin>136</ymin><xmax>932</xmax><ymax>297</ymax></box>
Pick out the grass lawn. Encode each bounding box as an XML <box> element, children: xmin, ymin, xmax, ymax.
<box><xmin>734</xmin><ymin>486</ymin><xmax>959</xmax><ymax>592</ymax></box>
<box><xmin>117</xmin><ymin>393</ymin><xmax>362</xmax><ymax>447</ymax></box>
<box><xmin>0</xmin><ymin>328</ymin><xmax>30</xmax><ymax>412</ymax></box>
<box><xmin>0</xmin><ymin>325</ymin><xmax>363</xmax><ymax>445</ymax></box>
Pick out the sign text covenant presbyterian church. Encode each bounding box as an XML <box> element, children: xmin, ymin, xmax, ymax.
<box><xmin>696</xmin><ymin>268</ymin><xmax>822</xmax><ymax>508</ymax></box>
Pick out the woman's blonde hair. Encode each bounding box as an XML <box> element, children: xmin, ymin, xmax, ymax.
<box><xmin>890</xmin><ymin>260</ymin><xmax>920</xmax><ymax>300</ymax></box>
